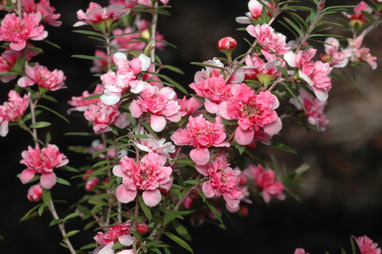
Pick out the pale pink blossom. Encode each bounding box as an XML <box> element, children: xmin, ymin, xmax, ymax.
<box><xmin>196</xmin><ymin>153</ymin><xmax>243</xmax><ymax>210</ymax></box>
<box><xmin>0</xmin><ymin>90</ymin><xmax>29</xmax><ymax>137</ymax></box>
<box><xmin>177</xmin><ymin>96</ymin><xmax>203</xmax><ymax>117</ymax></box>
<box><xmin>67</xmin><ymin>84</ymin><xmax>104</xmax><ymax>113</ymax></box>
<box><xmin>137</xmin><ymin>0</ymin><xmax>169</xmax><ymax>7</ymax></box>
<box><xmin>290</xmin><ymin>88</ymin><xmax>329</xmax><ymax>131</ymax></box>
<box><xmin>27</xmin><ymin>183</ymin><xmax>42</xmax><ymax>202</ymax></box>
<box><xmin>136</xmin><ymin>133</ymin><xmax>175</xmax><ymax>160</ymax></box>
<box><xmin>18</xmin><ymin>63</ymin><xmax>66</xmax><ymax>91</ymax></box>
<box><xmin>112</xmin><ymin>27</ymin><xmax>146</xmax><ymax>51</ymax></box>
<box><xmin>113</xmin><ymin>152</ymin><xmax>173</xmax><ymax>207</ymax></box>
<box><xmin>284</xmin><ymin>48</ymin><xmax>316</xmax><ymax>69</ymax></box>
<box><xmin>100</xmin><ymin>52</ymin><xmax>151</xmax><ymax>105</ymax></box>
<box><xmin>84</xmin><ymin>102</ymin><xmax>129</xmax><ymax>134</ymax></box>
<box><xmin>220</xmin><ymin>84</ymin><xmax>282</xmax><ymax>145</ymax></box>
<box><xmin>343</xmin><ymin>1</ymin><xmax>372</xmax><ymax>26</ymax></box>
<box><xmin>22</xmin><ymin>0</ymin><xmax>62</xmax><ymax>27</ymax></box>
<box><xmin>294</xmin><ymin>248</ymin><xmax>310</xmax><ymax>254</ymax></box>
<box><xmin>109</xmin><ymin>0</ymin><xmax>137</xmax><ymax>9</ymax></box>
<box><xmin>94</xmin><ymin>223</ymin><xmax>133</xmax><ymax>254</ymax></box>
<box><xmin>236</xmin><ymin>0</ymin><xmax>274</xmax><ymax>24</ymax></box>
<box><xmin>244</xmin><ymin>53</ymin><xmax>282</xmax><ymax>85</ymax></box>
<box><xmin>171</xmin><ymin>115</ymin><xmax>229</xmax><ymax>165</ymax></box>
<box><xmin>320</xmin><ymin>37</ymin><xmax>351</xmax><ymax>68</ymax></box>
<box><xmin>129</xmin><ymin>85</ymin><xmax>181</xmax><ymax>132</ymax></box>
<box><xmin>90</xmin><ymin>50</ymin><xmax>112</xmax><ymax>73</ymax></box>
<box><xmin>19</xmin><ymin>144</ymin><xmax>69</xmax><ymax>189</ymax></box>
<box><xmin>74</xmin><ymin>2</ymin><xmax>128</xmax><ymax>27</ymax></box>
<box><xmin>348</xmin><ymin>36</ymin><xmax>377</xmax><ymax>70</ymax></box>
<box><xmin>0</xmin><ymin>12</ymin><xmax>47</xmax><ymax>51</ymax></box>
<box><xmin>354</xmin><ymin>235</ymin><xmax>381</xmax><ymax>254</ymax></box>
<box><xmin>246</xmin><ymin>24</ymin><xmax>289</xmax><ymax>59</ymax></box>
<box><xmin>244</xmin><ymin>164</ymin><xmax>285</xmax><ymax>203</ymax></box>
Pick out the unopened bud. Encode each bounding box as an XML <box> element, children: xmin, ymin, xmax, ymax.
<box><xmin>136</xmin><ymin>223</ymin><xmax>150</xmax><ymax>234</ymax></box>
<box><xmin>27</xmin><ymin>184</ymin><xmax>43</xmax><ymax>202</ymax></box>
<box><xmin>217</xmin><ymin>37</ymin><xmax>237</xmax><ymax>52</ymax></box>
<box><xmin>239</xmin><ymin>205</ymin><xmax>249</xmax><ymax>217</ymax></box>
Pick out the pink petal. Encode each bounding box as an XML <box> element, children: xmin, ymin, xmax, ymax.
<box><xmin>0</xmin><ymin>121</ymin><xmax>9</xmax><ymax>137</ymax></box>
<box><xmin>246</xmin><ymin>25</ymin><xmax>256</xmax><ymax>37</ymax></box>
<box><xmin>17</xmin><ymin>77</ymin><xmax>35</xmax><ymax>87</ymax></box>
<box><xmin>40</xmin><ymin>173</ymin><xmax>56</xmax><ymax>189</ymax></box>
<box><xmin>20</xmin><ymin>169</ymin><xmax>35</xmax><ymax>184</ymax></box>
<box><xmin>195</xmin><ymin>165</ymin><xmax>209</xmax><ymax>176</ymax></box>
<box><xmin>263</xmin><ymin>118</ymin><xmax>282</xmax><ymax>136</ymax></box>
<box><xmin>204</xmin><ymin>99</ymin><xmax>219</xmax><ymax>114</ymax></box>
<box><xmin>218</xmin><ymin>101</ymin><xmax>231</xmax><ymax>120</ymax></box>
<box><xmin>112</xmin><ymin>165</ymin><xmax>124</xmax><ymax>177</ymax></box>
<box><xmin>129</xmin><ymin>100</ymin><xmax>143</xmax><ymax>118</ymax></box>
<box><xmin>234</xmin><ymin>127</ymin><xmax>254</xmax><ymax>146</ymax></box>
<box><xmin>150</xmin><ymin>115</ymin><xmax>166</xmax><ymax>132</ymax></box>
<box><xmin>118</xmin><ymin>235</ymin><xmax>133</xmax><ymax>246</ymax></box>
<box><xmin>312</xmin><ymin>87</ymin><xmax>328</xmax><ymax>102</ymax></box>
<box><xmin>190</xmin><ymin>148</ymin><xmax>210</xmax><ymax>166</ymax></box>
<box><xmin>138</xmin><ymin>54</ymin><xmax>151</xmax><ymax>72</ymax></box>
<box><xmin>115</xmin><ymin>113</ymin><xmax>130</xmax><ymax>129</ymax></box>
<box><xmin>202</xmin><ymin>181</ymin><xmax>215</xmax><ymax>198</ymax></box>
<box><xmin>10</xmin><ymin>41</ymin><xmax>26</xmax><ymax>51</ymax></box>
<box><xmin>115</xmin><ymin>185</ymin><xmax>136</xmax><ymax>203</ymax></box>
<box><xmin>142</xmin><ymin>189</ymin><xmax>162</xmax><ymax>207</ymax></box>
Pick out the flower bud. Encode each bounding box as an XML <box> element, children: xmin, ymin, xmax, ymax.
<box><xmin>136</xmin><ymin>223</ymin><xmax>150</xmax><ymax>234</ymax></box>
<box><xmin>27</xmin><ymin>184</ymin><xmax>43</xmax><ymax>202</ymax></box>
<box><xmin>217</xmin><ymin>37</ymin><xmax>237</xmax><ymax>52</ymax></box>
<box><xmin>239</xmin><ymin>205</ymin><xmax>249</xmax><ymax>217</ymax></box>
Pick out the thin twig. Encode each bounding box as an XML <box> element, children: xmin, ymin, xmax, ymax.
<box><xmin>150</xmin><ymin>1</ymin><xmax>159</xmax><ymax>65</ymax></box>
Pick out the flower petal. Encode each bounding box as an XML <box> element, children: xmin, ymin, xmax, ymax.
<box><xmin>115</xmin><ymin>185</ymin><xmax>136</xmax><ymax>203</ymax></box>
<box><xmin>40</xmin><ymin>173</ymin><xmax>57</xmax><ymax>189</ymax></box>
<box><xmin>190</xmin><ymin>148</ymin><xmax>210</xmax><ymax>166</ymax></box>
<box><xmin>142</xmin><ymin>189</ymin><xmax>162</xmax><ymax>207</ymax></box>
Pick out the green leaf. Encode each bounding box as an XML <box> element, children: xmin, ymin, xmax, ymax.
<box><xmin>0</xmin><ymin>71</ymin><xmax>18</xmax><ymax>76</ymax></box>
<box><xmin>49</xmin><ymin>219</ymin><xmax>62</xmax><ymax>227</ymax></box>
<box><xmin>43</xmin><ymin>39</ymin><xmax>61</xmax><ymax>49</ymax></box>
<box><xmin>64</xmin><ymin>132</ymin><xmax>96</xmax><ymax>136</ymax></box>
<box><xmin>138</xmin><ymin>195</ymin><xmax>152</xmax><ymax>221</ymax></box>
<box><xmin>184</xmin><ymin>180</ymin><xmax>200</xmax><ymax>185</ymax></box>
<box><xmin>205</xmin><ymin>200</ymin><xmax>225</xmax><ymax>227</ymax></box>
<box><xmin>173</xmin><ymin>220</ymin><xmax>192</xmax><ymax>241</ymax></box>
<box><xmin>134</xmin><ymin>134</ymin><xmax>149</xmax><ymax>139</ymax></box>
<box><xmin>350</xmin><ymin>236</ymin><xmax>356</xmax><ymax>254</ymax></box>
<box><xmin>57</xmin><ymin>177</ymin><xmax>71</xmax><ymax>186</ymax></box>
<box><xmin>164</xmin><ymin>232</ymin><xmax>193</xmax><ymax>253</ymax></box>
<box><xmin>162</xmin><ymin>65</ymin><xmax>184</xmax><ymax>75</ymax></box>
<box><xmin>82</xmin><ymin>94</ymin><xmax>102</xmax><ymax>100</ymax></box>
<box><xmin>30</xmin><ymin>121</ymin><xmax>51</xmax><ymax>129</ymax></box>
<box><xmin>36</xmin><ymin>104</ymin><xmax>69</xmax><ymax>123</ymax></box>
<box><xmin>161</xmin><ymin>209</ymin><xmax>184</xmax><ymax>220</ymax></box>
<box><xmin>281</xmin><ymin>82</ymin><xmax>307</xmax><ymax>113</ymax></box>
<box><xmin>270</xmin><ymin>140</ymin><xmax>297</xmax><ymax>154</ymax></box>
<box><xmin>157</xmin><ymin>73</ymin><xmax>188</xmax><ymax>95</ymax></box>
<box><xmin>112</xmin><ymin>242</ymin><xmax>124</xmax><ymax>250</ymax></box>
<box><xmin>59</xmin><ymin>165</ymin><xmax>79</xmax><ymax>173</ymax></box>
<box><xmin>42</xmin><ymin>188</ymin><xmax>51</xmax><ymax>207</ymax></box>
<box><xmin>84</xmin><ymin>220</ymin><xmax>96</xmax><ymax>231</ymax></box>
<box><xmin>73</xmin><ymin>29</ymin><xmax>105</xmax><ymax>38</ymax></box>
<box><xmin>80</xmin><ymin>243</ymin><xmax>98</xmax><ymax>250</ymax></box>
<box><xmin>68</xmin><ymin>146</ymin><xmax>89</xmax><ymax>154</ymax></box>
<box><xmin>71</xmin><ymin>54</ymin><xmax>104</xmax><ymax>61</ymax></box>
<box><xmin>64</xmin><ymin>230</ymin><xmax>80</xmax><ymax>239</ymax></box>
<box><xmin>19</xmin><ymin>204</ymin><xmax>43</xmax><ymax>222</ymax></box>
<box><xmin>142</xmin><ymin>121</ymin><xmax>159</xmax><ymax>139</ymax></box>
<box><xmin>38</xmin><ymin>205</ymin><xmax>45</xmax><ymax>216</ymax></box>
<box><xmin>64</xmin><ymin>212</ymin><xmax>81</xmax><ymax>222</ymax></box>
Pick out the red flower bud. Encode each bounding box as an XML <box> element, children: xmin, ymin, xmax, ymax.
<box><xmin>27</xmin><ymin>184</ymin><xmax>42</xmax><ymax>202</ymax></box>
<box><xmin>217</xmin><ymin>37</ymin><xmax>237</xmax><ymax>51</ymax></box>
<box><xmin>136</xmin><ymin>223</ymin><xmax>150</xmax><ymax>234</ymax></box>
<box><xmin>239</xmin><ymin>205</ymin><xmax>249</xmax><ymax>217</ymax></box>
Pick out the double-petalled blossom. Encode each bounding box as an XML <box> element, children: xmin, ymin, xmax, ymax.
<box><xmin>244</xmin><ymin>164</ymin><xmax>285</xmax><ymax>203</ymax></box>
<box><xmin>290</xmin><ymin>88</ymin><xmax>329</xmax><ymax>131</ymax></box>
<box><xmin>0</xmin><ymin>12</ymin><xmax>47</xmax><ymax>51</ymax></box>
<box><xmin>354</xmin><ymin>235</ymin><xmax>381</xmax><ymax>254</ymax></box>
<box><xmin>113</xmin><ymin>152</ymin><xmax>173</xmax><ymax>207</ymax></box>
<box><xmin>136</xmin><ymin>133</ymin><xmax>176</xmax><ymax>161</ymax></box>
<box><xmin>74</xmin><ymin>2</ymin><xmax>128</xmax><ymax>27</ymax></box>
<box><xmin>177</xmin><ymin>96</ymin><xmax>203</xmax><ymax>117</ymax></box>
<box><xmin>0</xmin><ymin>90</ymin><xmax>29</xmax><ymax>137</ymax></box>
<box><xmin>348</xmin><ymin>35</ymin><xmax>377</xmax><ymax>70</ymax></box>
<box><xmin>220</xmin><ymin>84</ymin><xmax>282</xmax><ymax>146</ymax></box>
<box><xmin>320</xmin><ymin>37</ymin><xmax>351</xmax><ymax>68</ymax></box>
<box><xmin>21</xmin><ymin>0</ymin><xmax>62</xmax><ymax>27</ymax></box>
<box><xmin>243</xmin><ymin>53</ymin><xmax>281</xmax><ymax>85</ymax></box>
<box><xmin>129</xmin><ymin>85</ymin><xmax>181</xmax><ymax>132</ymax></box>
<box><xmin>84</xmin><ymin>101</ymin><xmax>129</xmax><ymax>134</ymax></box>
<box><xmin>236</xmin><ymin>0</ymin><xmax>274</xmax><ymax>24</ymax></box>
<box><xmin>0</xmin><ymin>49</ymin><xmax>38</xmax><ymax>83</ymax></box>
<box><xmin>94</xmin><ymin>223</ymin><xmax>133</xmax><ymax>254</ymax></box>
<box><xmin>171</xmin><ymin>115</ymin><xmax>229</xmax><ymax>165</ymax></box>
<box><xmin>18</xmin><ymin>63</ymin><xmax>66</xmax><ymax>91</ymax></box>
<box><xmin>67</xmin><ymin>84</ymin><xmax>104</xmax><ymax>113</ymax></box>
<box><xmin>19</xmin><ymin>144</ymin><xmax>68</xmax><ymax>189</ymax></box>
<box><xmin>196</xmin><ymin>153</ymin><xmax>243</xmax><ymax>210</ymax></box>
<box><xmin>100</xmin><ymin>52</ymin><xmax>151</xmax><ymax>105</ymax></box>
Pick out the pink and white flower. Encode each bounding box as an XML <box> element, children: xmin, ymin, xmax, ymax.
<box><xmin>244</xmin><ymin>164</ymin><xmax>285</xmax><ymax>203</ymax></box>
<box><xmin>129</xmin><ymin>85</ymin><xmax>181</xmax><ymax>132</ymax></box>
<box><xmin>196</xmin><ymin>153</ymin><xmax>243</xmax><ymax>210</ymax></box>
<box><xmin>0</xmin><ymin>90</ymin><xmax>29</xmax><ymax>137</ymax></box>
<box><xmin>113</xmin><ymin>152</ymin><xmax>173</xmax><ymax>207</ymax></box>
<box><xmin>136</xmin><ymin>133</ymin><xmax>175</xmax><ymax>160</ymax></box>
<box><xmin>177</xmin><ymin>96</ymin><xmax>203</xmax><ymax>117</ymax></box>
<box><xmin>22</xmin><ymin>0</ymin><xmax>62</xmax><ymax>27</ymax></box>
<box><xmin>243</xmin><ymin>53</ymin><xmax>282</xmax><ymax>85</ymax></box>
<box><xmin>320</xmin><ymin>37</ymin><xmax>351</xmax><ymax>68</ymax></box>
<box><xmin>171</xmin><ymin>115</ymin><xmax>229</xmax><ymax>165</ymax></box>
<box><xmin>18</xmin><ymin>63</ymin><xmax>66</xmax><ymax>91</ymax></box>
<box><xmin>290</xmin><ymin>88</ymin><xmax>329</xmax><ymax>131</ymax></box>
<box><xmin>19</xmin><ymin>144</ymin><xmax>69</xmax><ymax>189</ymax></box>
<box><xmin>348</xmin><ymin>36</ymin><xmax>377</xmax><ymax>70</ymax></box>
<box><xmin>27</xmin><ymin>183</ymin><xmax>43</xmax><ymax>202</ymax></box>
<box><xmin>112</xmin><ymin>27</ymin><xmax>146</xmax><ymax>51</ymax></box>
<box><xmin>236</xmin><ymin>0</ymin><xmax>274</xmax><ymax>24</ymax></box>
<box><xmin>294</xmin><ymin>248</ymin><xmax>310</xmax><ymax>254</ymax></box>
<box><xmin>137</xmin><ymin>0</ymin><xmax>169</xmax><ymax>7</ymax></box>
<box><xmin>84</xmin><ymin>102</ymin><xmax>129</xmax><ymax>134</ymax></box>
<box><xmin>67</xmin><ymin>84</ymin><xmax>104</xmax><ymax>113</ymax></box>
<box><xmin>343</xmin><ymin>1</ymin><xmax>372</xmax><ymax>27</ymax></box>
<box><xmin>0</xmin><ymin>12</ymin><xmax>48</xmax><ymax>51</ymax></box>
<box><xmin>94</xmin><ymin>223</ymin><xmax>133</xmax><ymax>254</ymax></box>
<box><xmin>83</xmin><ymin>169</ymin><xmax>99</xmax><ymax>192</ymax></box>
<box><xmin>354</xmin><ymin>235</ymin><xmax>381</xmax><ymax>254</ymax></box>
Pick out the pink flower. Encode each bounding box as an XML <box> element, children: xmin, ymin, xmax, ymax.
<box><xmin>348</xmin><ymin>36</ymin><xmax>377</xmax><ymax>70</ymax></box>
<box><xmin>19</xmin><ymin>144</ymin><xmax>69</xmax><ymax>189</ymax></box>
<box><xmin>0</xmin><ymin>90</ymin><xmax>29</xmax><ymax>137</ymax></box>
<box><xmin>113</xmin><ymin>152</ymin><xmax>173</xmax><ymax>207</ymax></box>
<box><xmin>136</xmin><ymin>223</ymin><xmax>149</xmax><ymax>234</ymax></box>
<box><xmin>236</xmin><ymin>0</ymin><xmax>274</xmax><ymax>24</ymax></box>
<box><xmin>220</xmin><ymin>84</ymin><xmax>282</xmax><ymax>145</ymax></box>
<box><xmin>243</xmin><ymin>53</ymin><xmax>281</xmax><ymax>85</ymax></box>
<box><xmin>0</xmin><ymin>49</ymin><xmax>38</xmax><ymax>83</ymax></box>
<box><xmin>294</xmin><ymin>248</ymin><xmax>310</xmax><ymax>254</ymax></box>
<box><xmin>74</xmin><ymin>2</ymin><xmax>128</xmax><ymax>27</ymax></box>
<box><xmin>246</xmin><ymin>24</ymin><xmax>289</xmax><ymax>59</ymax></box>
<box><xmin>137</xmin><ymin>0</ymin><xmax>169</xmax><ymax>7</ymax></box>
<box><xmin>109</xmin><ymin>0</ymin><xmax>137</xmax><ymax>9</ymax></box>
<box><xmin>90</xmin><ymin>50</ymin><xmax>112</xmax><ymax>73</ymax></box>
<box><xmin>83</xmin><ymin>169</ymin><xmax>99</xmax><ymax>192</ymax></box>
<box><xmin>22</xmin><ymin>0</ymin><xmax>62</xmax><ymax>27</ymax></box>
<box><xmin>290</xmin><ymin>88</ymin><xmax>329</xmax><ymax>131</ymax></box>
<box><xmin>112</xmin><ymin>27</ymin><xmax>146</xmax><ymax>51</ymax></box>
<box><xmin>0</xmin><ymin>12</ymin><xmax>48</xmax><ymax>51</ymax></box>
<box><xmin>217</xmin><ymin>36</ymin><xmax>237</xmax><ymax>51</ymax></box>
<box><xmin>196</xmin><ymin>153</ymin><xmax>243</xmax><ymax>210</ymax></box>
<box><xmin>100</xmin><ymin>52</ymin><xmax>151</xmax><ymax>105</ymax></box>
<box><xmin>129</xmin><ymin>85</ymin><xmax>181</xmax><ymax>132</ymax></box>
<box><xmin>18</xmin><ymin>63</ymin><xmax>66</xmax><ymax>91</ymax></box>
<box><xmin>171</xmin><ymin>115</ymin><xmax>229</xmax><ymax>165</ymax></box>
<box><xmin>177</xmin><ymin>96</ymin><xmax>203</xmax><ymax>117</ymax></box>
<box><xmin>27</xmin><ymin>183</ymin><xmax>42</xmax><ymax>202</ymax></box>
<box><xmin>136</xmin><ymin>133</ymin><xmax>175</xmax><ymax>160</ymax></box>
<box><xmin>343</xmin><ymin>1</ymin><xmax>372</xmax><ymax>26</ymax></box>
<box><xmin>84</xmin><ymin>102</ymin><xmax>129</xmax><ymax>134</ymax></box>
<box><xmin>320</xmin><ymin>37</ymin><xmax>351</xmax><ymax>68</ymax></box>
<box><xmin>67</xmin><ymin>84</ymin><xmax>104</xmax><ymax>113</ymax></box>
<box><xmin>354</xmin><ymin>235</ymin><xmax>381</xmax><ymax>254</ymax></box>
<box><xmin>94</xmin><ymin>223</ymin><xmax>133</xmax><ymax>248</ymax></box>
<box><xmin>244</xmin><ymin>164</ymin><xmax>285</xmax><ymax>203</ymax></box>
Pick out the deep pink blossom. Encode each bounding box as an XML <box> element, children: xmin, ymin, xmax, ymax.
<box><xmin>290</xmin><ymin>88</ymin><xmax>329</xmax><ymax>131</ymax></box>
<box><xmin>94</xmin><ymin>223</ymin><xmax>133</xmax><ymax>254</ymax></box>
<box><xmin>244</xmin><ymin>164</ymin><xmax>285</xmax><ymax>203</ymax></box>
<box><xmin>129</xmin><ymin>85</ymin><xmax>181</xmax><ymax>132</ymax></box>
<box><xmin>354</xmin><ymin>235</ymin><xmax>381</xmax><ymax>254</ymax></box>
<box><xmin>343</xmin><ymin>1</ymin><xmax>372</xmax><ymax>26</ymax></box>
<box><xmin>294</xmin><ymin>248</ymin><xmax>310</xmax><ymax>254</ymax></box>
<box><xmin>236</xmin><ymin>0</ymin><xmax>274</xmax><ymax>24</ymax></box>
<box><xmin>67</xmin><ymin>84</ymin><xmax>104</xmax><ymax>113</ymax></box>
<box><xmin>84</xmin><ymin>102</ymin><xmax>129</xmax><ymax>134</ymax></box>
<box><xmin>177</xmin><ymin>96</ymin><xmax>203</xmax><ymax>117</ymax></box>
<box><xmin>320</xmin><ymin>37</ymin><xmax>351</xmax><ymax>68</ymax></box>
<box><xmin>22</xmin><ymin>0</ymin><xmax>62</xmax><ymax>27</ymax></box>
<box><xmin>348</xmin><ymin>36</ymin><xmax>377</xmax><ymax>70</ymax></box>
<box><xmin>243</xmin><ymin>53</ymin><xmax>281</xmax><ymax>85</ymax></box>
<box><xmin>74</xmin><ymin>2</ymin><xmax>128</xmax><ymax>27</ymax></box>
<box><xmin>113</xmin><ymin>152</ymin><xmax>173</xmax><ymax>207</ymax></box>
<box><xmin>19</xmin><ymin>144</ymin><xmax>68</xmax><ymax>189</ymax></box>
<box><xmin>0</xmin><ymin>12</ymin><xmax>47</xmax><ymax>51</ymax></box>
<box><xmin>196</xmin><ymin>153</ymin><xmax>243</xmax><ymax>210</ymax></box>
<box><xmin>171</xmin><ymin>115</ymin><xmax>229</xmax><ymax>165</ymax></box>
<box><xmin>217</xmin><ymin>36</ymin><xmax>237</xmax><ymax>51</ymax></box>
<box><xmin>0</xmin><ymin>90</ymin><xmax>29</xmax><ymax>137</ymax></box>
<box><xmin>27</xmin><ymin>183</ymin><xmax>42</xmax><ymax>202</ymax></box>
<box><xmin>18</xmin><ymin>63</ymin><xmax>66</xmax><ymax>91</ymax></box>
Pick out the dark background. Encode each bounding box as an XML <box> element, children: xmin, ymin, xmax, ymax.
<box><xmin>0</xmin><ymin>0</ymin><xmax>381</xmax><ymax>253</ymax></box>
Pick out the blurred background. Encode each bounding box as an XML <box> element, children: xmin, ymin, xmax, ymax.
<box><xmin>0</xmin><ymin>0</ymin><xmax>381</xmax><ymax>253</ymax></box>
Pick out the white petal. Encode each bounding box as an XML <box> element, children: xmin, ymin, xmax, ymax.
<box><xmin>138</xmin><ymin>54</ymin><xmax>151</xmax><ymax>72</ymax></box>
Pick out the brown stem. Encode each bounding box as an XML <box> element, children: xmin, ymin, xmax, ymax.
<box><xmin>133</xmin><ymin>197</ymin><xmax>140</xmax><ymax>254</ymax></box>
<box><xmin>150</xmin><ymin>1</ymin><xmax>159</xmax><ymax>65</ymax></box>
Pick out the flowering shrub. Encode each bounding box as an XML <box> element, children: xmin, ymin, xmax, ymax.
<box><xmin>0</xmin><ymin>0</ymin><xmax>381</xmax><ymax>253</ymax></box>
